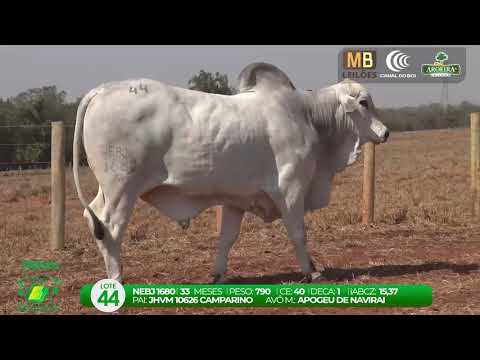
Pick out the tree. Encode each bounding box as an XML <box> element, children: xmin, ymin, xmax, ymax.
<box><xmin>0</xmin><ymin>98</ymin><xmax>18</xmax><ymax>164</ymax></box>
<box><xmin>188</xmin><ymin>70</ymin><xmax>236</xmax><ymax>95</ymax></box>
<box><xmin>8</xmin><ymin>86</ymin><xmax>69</xmax><ymax>163</ymax></box>
<box><xmin>11</xmin><ymin>86</ymin><xmax>67</xmax><ymax>125</ymax></box>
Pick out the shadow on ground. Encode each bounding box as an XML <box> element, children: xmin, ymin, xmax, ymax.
<box><xmin>225</xmin><ymin>262</ymin><xmax>480</xmax><ymax>284</ymax></box>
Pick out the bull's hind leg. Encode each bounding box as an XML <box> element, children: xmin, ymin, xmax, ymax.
<box><xmin>98</xmin><ymin>189</ymin><xmax>139</xmax><ymax>283</ymax></box>
<box><xmin>84</xmin><ymin>184</ymin><xmax>139</xmax><ymax>283</ymax></box>
<box><xmin>84</xmin><ymin>186</ymin><xmax>105</xmax><ymax>238</ymax></box>
<box><xmin>211</xmin><ymin>206</ymin><xmax>244</xmax><ymax>284</ymax></box>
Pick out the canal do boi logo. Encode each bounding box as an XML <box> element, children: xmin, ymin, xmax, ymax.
<box><xmin>385</xmin><ymin>50</ymin><xmax>411</xmax><ymax>72</ymax></box>
<box><xmin>421</xmin><ymin>51</ymin><xmax>461</xmax><ymax>78</ymax></box>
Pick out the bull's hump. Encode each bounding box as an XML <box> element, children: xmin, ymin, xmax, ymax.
<box><xmin>238</xmin><ymin>62</ymin><xmax>296</xmax><ymax>93</ymax></box>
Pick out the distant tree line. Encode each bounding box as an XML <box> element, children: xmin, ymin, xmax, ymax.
<box><xmin>378</xmin><ymin>102</ymin><xmax>480</xmax><ymax>132</ymax></box>
<box><xmin>0</xmin><ymin>71</ymin><xmax>478</xmax><ymax>168</ymax></box>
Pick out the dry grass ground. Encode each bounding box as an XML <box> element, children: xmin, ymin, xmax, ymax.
<box><xmin>1</xmin><ymin>128</ymin><xmax>479</xmax><ymax>314</ymax></box>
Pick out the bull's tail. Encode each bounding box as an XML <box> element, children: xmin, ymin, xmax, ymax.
<box><xmin>73</xmin><ymin>90</ymin><xmax>105</xmax><ymax>240</ymax></box>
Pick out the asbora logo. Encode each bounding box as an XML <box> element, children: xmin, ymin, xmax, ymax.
<box><xmin>386</xmin><ymin>50</ymin><xmax>411</xmax><ymax>72</ymax></box>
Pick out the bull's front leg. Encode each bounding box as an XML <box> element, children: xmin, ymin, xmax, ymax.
<box><xmin>211</xmin><ymin>205</ymin><xmax>244</xmax><ymax>284</ymax></box>
<box><xmin>270</xmin><ymin>168</ymin><xmax>324</xmax><ymax>282</ymax></box>
<box><xmin>282</xmin><ymin>198</ymin><xmax>323</xmax><ymax>282</ymax></box>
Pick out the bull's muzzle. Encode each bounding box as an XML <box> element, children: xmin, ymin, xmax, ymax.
<box><xmin>382</xmin><ymin>130</ymin><xmax>390</xmax><ymax>143</ymax></box>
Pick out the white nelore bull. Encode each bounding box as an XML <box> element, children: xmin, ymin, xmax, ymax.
<box><xmin>73</xmin><ymin>62</ymin><xmax>389</xmax><ymax>283</ymax></box>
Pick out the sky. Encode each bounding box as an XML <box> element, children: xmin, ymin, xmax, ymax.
<box><xmin>0</xmin><ymin>45</ymin><xmax>478</xmax><ymax>108</ymax></box>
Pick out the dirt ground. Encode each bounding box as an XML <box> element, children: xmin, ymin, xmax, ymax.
<box><xmin>1</xmin><ymin>128</ymin><xmax>479</xmax><ymax>315</ymax></box>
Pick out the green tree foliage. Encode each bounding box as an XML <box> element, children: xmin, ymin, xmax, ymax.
<box><xmin>0</xmin><ymin>86</ymin><xmax>78</xmax><ymax>168</ymax></box>
<box><xmin>378</xmin><ymin>102</ymin><xmax>480</xmax><ymax>132</ymax></box>
<box><xmin>0</xmin><ymin>81</ymin><xmax>478</xmax><ymax>169</ymax></box>
<box><xmin>188</xmin><ymin>70</ymin><xmax>236</xmax><ymax>95</ymax></box>
<box><xmin>0</xmin><ymin>98</ymin><xmax>18</xmax><ymax>164</ymax></box>
<box><xmin>12</xmin><ymin>86</ymin><xmax>67</xmax><ymax>125</ymax></box>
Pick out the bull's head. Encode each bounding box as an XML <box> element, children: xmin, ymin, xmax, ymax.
<box><xmin>336</xmin><ymin>80</ymin><xmax>389</xmax><ymax>146</ymax></box>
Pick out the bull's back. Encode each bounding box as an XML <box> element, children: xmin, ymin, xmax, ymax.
<box><xmin>82</xmin><ymin>79</ymin><xmax>278</xmax><ymax>197</ymax></box>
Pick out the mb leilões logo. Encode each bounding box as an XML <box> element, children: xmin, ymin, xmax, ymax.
<box><xmin>341</xmin><ymin>49</ymin><xmax>377</xmax><ymax>81</ymax></box>
<box><xmin>422</xmin><ymin>51</ymin><xmax>461</xmax><ymax>77</ymax></box>
<box><xmin>16</xmin><ymin>260</ymin><xmax>62</xmax><ymax>313</ymax></box>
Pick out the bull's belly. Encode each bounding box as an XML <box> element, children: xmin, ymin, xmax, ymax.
<box><xmin>140</xmin><ymin>185</ymin><xmax>280</xmax><ymax>223</ymax></box>
<box><xmin>157</xmin><ymin>151</ymin><xmax>275</xmax><ymax>198</ymax></box>
<box><xmin>161</xmin><ymin>174</ymin><xmax>264</xmax><ymax>196</ymax></box>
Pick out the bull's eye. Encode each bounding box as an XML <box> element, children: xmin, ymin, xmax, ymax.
<box><xmin>359</xmin><ymin>100</ymin><xmax>368</xmax><ymax>109</ymax></box>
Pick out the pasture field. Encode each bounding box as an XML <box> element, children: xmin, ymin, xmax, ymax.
<box><xmin>1</xmin><ymin>128</ymin><xmax>479</xmax><ymax>314</ymax></box>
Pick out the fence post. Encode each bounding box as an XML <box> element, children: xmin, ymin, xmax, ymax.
<box><xmin>51</xmin><ymin>121</ymin><xmax>65</xmax><ymax>250</ymax></box>
<box><xmin>471</xmin><ymin>113</ymin><xmax>480</xmax><ymax>216</ymax></box>
<box><xmin>362</xmin><ymin>142</ymin><xmax>375</xmax><ymax>224</ymax></box>
<box><xmin>216</xmin><ymin>206</ymin><xmax>223</xmax><ymax>234</ymax></box>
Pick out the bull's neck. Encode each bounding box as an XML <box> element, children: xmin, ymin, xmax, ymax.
<box><xmin>304</xmin><ymin>87</ymin><xmax>339</xmax><ymax>133</ymax></box>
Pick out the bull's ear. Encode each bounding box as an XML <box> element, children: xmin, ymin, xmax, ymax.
<box><xmin>340</xmin><ymin>94</ymin><xmax>357</xmax><ymax>113</ymax></box>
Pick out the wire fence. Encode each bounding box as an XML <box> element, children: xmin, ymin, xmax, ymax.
<box><xmin>0</xmin><ymin>125</ymin><xmax>54</xmax><ymax>128</ymax></box>
<box><xmin>0</xmin><ymin>124</ymin><xmax>74</xmax><ymax>172</ymax></box>
<box><xmin>2</xmin><ymin>115</ymin><xmax>480</xmax><ymax>250</ymax></box>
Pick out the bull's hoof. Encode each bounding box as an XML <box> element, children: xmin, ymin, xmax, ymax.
<box><xmin>108</xmin><ymin>276</ymin><xmax>123</xmax><ymax>285</ymax></box>
<box><xmin>179</xmin><ymin>220</ymin><xmax>190</xmax><ymax>230</ymax></box>
<box><xmin>301</xmin><ymin>274</ymin><xmax>313</xmax><ymax>283</ymax></box>
<box><xmin>211</xmin><ymin>274</ymin><xmax>227</xmax><ymax>284</ymax></box>
<box><xmin>178</xmin><ymin>219</ymin><xmax>190</xmax><ymax>230</ymax></box>
<box><xmin>301</xmin><ymin>271</ymin><xmax>324</xmax><ymax>283</ymax></box>
<box><xmin>311</xmin><ymin>271</ymin><xmax>324</xmax><ymax>281</ymax></box>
